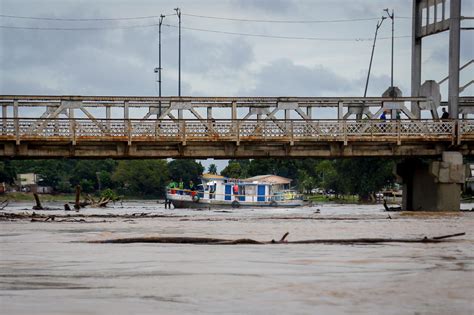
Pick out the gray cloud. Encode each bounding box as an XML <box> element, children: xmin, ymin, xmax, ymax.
<box><xmin>181</xmin><ymin>36</ymin><xmax>254</xmax><ymax>74</ymax></box>
<box><xmin>0</xmin><ymin>0</ymin><xmax>470</xmax><ymax>99</ymax></box>
<box><xmin>241</xmin><ymin>58</ymin><xmax>355</xmax><ymax>96</ymax></box>
<box><xmin>230</xmin><ymin>0</ymin><xmax>296</xmax><ymax>13</ymax></box>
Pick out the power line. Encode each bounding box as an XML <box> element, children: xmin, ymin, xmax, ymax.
<box><xmin>182</xmin><ymin>13</ymin><xmax>379</xmax><ymax>23</ymax></box>
<box><xmin>0</xmin><ymin>22</ymin><xmax>411</xmax><ymax>42</ymax></box>
<box><xmin>162</xmin><ymin>24</ymin><xmax>410</xmax><ymax>42</ymax></box>
<box><xmin>0</xmin><ymin>12</ymin><xmax>412</xmax><ymax>23</ymax></box>
<box><xmin>182</xmin><ymin>13</ymin><xmax>412</xmax><ymax>23</ymax></box>
<box><xmin>0</xmin><ymin>13</ymin><xmax>176</xmax><ymax>21</ymax></box>
<box><xmin>0</xmin><ymin>24</ymin><xmax>158</xmax><ymax>30</ymax></box>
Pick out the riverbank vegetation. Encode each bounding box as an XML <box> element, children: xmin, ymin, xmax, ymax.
<box><xmin>0</xmin><ymin>158</ymin><xmax>396</xmax><ymax>201</ymax></box>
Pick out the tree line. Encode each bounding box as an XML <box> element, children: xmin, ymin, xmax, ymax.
<box><xmin>221</xmin><ymin>158</ymin><xmax>397</xmax><ymax>201</ymax></box>
<box><xmin>0</xmin><ymin>158</ymin><xmax>397</xmax><ymax>200</ymax></box>
<box><xmin>0</xmin><ymin>159</ymin><xmax>204</xmax><ymax>198</ymax></box>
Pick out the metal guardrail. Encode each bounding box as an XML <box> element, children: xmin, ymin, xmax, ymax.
<box><xmin>0</xmin><ymin>118</ymin><xmax>470</xmax><ymax>145</ymax></box>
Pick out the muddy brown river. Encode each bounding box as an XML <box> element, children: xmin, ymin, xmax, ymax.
<box><xmin>0</xmin><ymin>202</ymin><xmax>473</xmax><ymax>315</ymax></box>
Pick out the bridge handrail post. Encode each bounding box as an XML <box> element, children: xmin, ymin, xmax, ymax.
<box><xmin>127</xmin><ymin>119</ymin><xmax>132</xmax><ymax>146</ymax></box>
<box><xmin>370</xmin><ymin>119</ymin><xmax>374</xmax><ymax>141</ymax></box>
<box><xmin>14</xmin><ymin>100</ymin><xmax>19</xmax><ymax>145</ymax></box>
<box><xmin>14</xmin><ymin>118</ymin><xmax>19</xmax><ymax>145</ymax></box>
<box><xmin>343</xmin><ymin>120</ymin><xmax>348</xmax><ymax>145</ymax></box>
<box><xmin>181</xmin><ymin>120</ymin><xmax>186</xmax><ymax>145</ymax></box>
<box><xmin>236</xmin><ymin>120</ymin><xmax>240</xmax><ymax>145</ymax></box>
<box><xmin>397</xmin><ymin>119</ymin><xmax>401</xmax><ymax>145</ymax></box>
<box><xmin>290</xmin><ymin>120</ymin><xmax>294</xmax><ymax>145</ymax></box>
<box><xmin>71</xmin><ymin>119</ymin><xmax>76</xmax><ymax>145</ymax></box>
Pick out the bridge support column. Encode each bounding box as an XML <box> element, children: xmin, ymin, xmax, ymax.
<box><xmin>396</xmin><ymin>152</ymin><xmax>465</xmax><ymax>211</ymax></box>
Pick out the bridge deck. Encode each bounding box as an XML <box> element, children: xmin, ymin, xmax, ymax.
<box><xmin>0</xmin><ymin>118</ymin><xmax>473</xmax><ymax>158</ymax></box>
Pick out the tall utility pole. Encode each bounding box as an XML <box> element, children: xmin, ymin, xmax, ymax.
<box><xmin>158</xmin><ymin>14</ymin><xmax>165</xmax><ymax>117</ymax></box>
<box><xmin>364</xmin><ymin>17</ymin><xmax>386</xmax><ymax>97</ymax></box>
<box><xmin>174</xmin><ymin>7</ymin><xmax>181</xmax><ymax>97</ymax></box>
<box><xmin>384</xmin><ymin>8</ymin><xmax>395</xmax><ymax>95</ymax></box>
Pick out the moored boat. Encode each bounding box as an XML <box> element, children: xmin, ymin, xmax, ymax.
<box><xmin>167</xmin><ymin>174</ymin><xmax>306</xmax><ymax>209</ymax></box>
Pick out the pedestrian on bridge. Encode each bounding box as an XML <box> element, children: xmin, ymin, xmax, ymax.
<box><xmin>441</xmin><ymin>108</ymin><xmax>450</xmax><ymax>120</ymax></box>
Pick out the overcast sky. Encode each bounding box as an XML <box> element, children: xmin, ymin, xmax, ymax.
<box><xmin>0</xmin><ymin>0</ymin><xmax>472</xmax><ymax>171</ymax></box>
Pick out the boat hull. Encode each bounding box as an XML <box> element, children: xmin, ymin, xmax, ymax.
<box><xmin>167</xmin><ymin>194</ymin><xmax>306</xmax><ymax>209</ymax></box>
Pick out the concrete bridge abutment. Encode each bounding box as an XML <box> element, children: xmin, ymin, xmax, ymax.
<box><xmin>396</xmin><ymin>152</ymin><xmax>465</xmax><ymax>211</ymax></box>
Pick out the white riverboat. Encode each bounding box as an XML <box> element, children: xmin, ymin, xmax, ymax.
<box><xmin>167</xmin><ymin>174</ymin><xmax>306</xmax><ymax>209</ymax></box>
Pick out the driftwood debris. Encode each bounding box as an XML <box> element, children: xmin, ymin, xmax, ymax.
<box><xmin>74</xmin><ymin>185</ymin><xmax>81</xmax><ymax>210</ymax></box>
<box><xmin>383</xmin><ymin>200</ymin><xmax>402</xmax><ymax>212</ymax></box>
<box><xmin>68</xmin><ymin>186</ymin><xmax>111</xmax><ymax>210</ymax></box>
<box><xmin>89</xmin><ymin>232</ymin><xmax>466</xmax><ymax>245</ymax></box>
<box><xmin>0</xmin><ymin>211</ymin><xmax>181</xmax><ymax>222</ymax></box>
<box><xmin>32</xmin><ymin>193</ymin><xmax>44</xmax><ymax>210</ymax></box>
<box><xmin>0</xmin><ymin>199</ymin><xmax>8</xmax><ymax>210</ymax></box>
<box><xmin>85</xmin><ymin>194</ymin><xmax>110</xmax><ymax>208</ymax></box>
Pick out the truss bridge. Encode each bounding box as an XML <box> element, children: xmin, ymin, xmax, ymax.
<box><xmin>0</xmin><ymin>95</ymin><xmax>473</xmax><ymax>158</ymax></box>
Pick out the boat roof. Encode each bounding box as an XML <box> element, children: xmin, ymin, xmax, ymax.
<box><xmin>201</xmin><ymin>173</ymin><xmax>226</xmax><ymax>180</ymax></box>
<box><xmin>244</xmin><ymin>174</ymin><xmax>292</xmax><ymax>184</ymax></box>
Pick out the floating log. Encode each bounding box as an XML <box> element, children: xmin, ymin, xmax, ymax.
<box><xmin>89</xmin><ymin>232</ymin><xmax>466</xmax><ymax>245</ymax></box>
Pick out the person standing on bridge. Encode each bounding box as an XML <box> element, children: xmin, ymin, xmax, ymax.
<box><xmin>441</xmin><ymin>108</ymin><xmax>450</xmax><ymax>120</ymax></box>
<box><xmin>380</xmin><ymin>110</ymin><xmax>387</xmax><ymax>121</ymax></box>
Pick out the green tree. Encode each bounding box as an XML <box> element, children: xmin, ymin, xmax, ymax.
<box><xmin>167</xmin><ymin>160</ymin><xmax>204</xmax><ymax>184</ymax></box>
<box><xmin>334</xmin><ymin>158</ymin><xmax>395</xmax><ymax>201</ymax></box>
<box><xmin>207</xmin><ymin>163</ymin><xmax>218</xmax><ymax>175</ymax></box>
<box><xmin>297</xmin><ymin>169</ymin><xmax>315</xmax><ymax>194</ymax></box>
<box><xmin>221</xmin><ymin>161</ymin><xmax>245</xmax><ymax>178</ymax></box>
<box><xmin>12</xmin><ymin>160</ymin><xmax>75</xmax><ymax>189</ymax></box>
<box><xmin>70</xmin><ymin>159</ymin><xmax>117</xmax><ymax>192</ymax></box>
<box><xmin>112</xmin><ymin>160</ymin><xmax>169</xmax><ymax>197</ymax></box>
<box><xmin>314</xmin><ymin>160</ymin><xmax>345</xmax><ymax>194</ymax></box>
<box><xmin>0</xmin><ymin>160</ymin><xmax>16</xmax><ymax>184</ymax></box>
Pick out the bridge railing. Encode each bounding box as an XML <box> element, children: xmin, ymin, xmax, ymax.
<box><xmin>0</xmin><ymin>118</ymin><xmax>466</xmax><ymax>144</ymax></box>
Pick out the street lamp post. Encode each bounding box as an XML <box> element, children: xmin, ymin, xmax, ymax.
<box><xmin>364</xmin><ymin>17</ymin><xmax>386</xmax><ymax>97</ymax></box>
<box><xmin>384</xmin><ymin>8</ymin><xmax>395</xmax><ymax>96</ymax></box>
<box><xmin>174</xmin><ymin>7</ymin><xmax>181</xmax><ymax>97</ymax></box>
<box><xmin>158</xmin><ymin>14</ymin><xmax>165</xmax><ymax>117</ymax></box>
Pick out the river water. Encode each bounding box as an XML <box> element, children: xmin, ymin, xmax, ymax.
<box><xmin>0</xmin><ymin>201</ymin><xmax>473</xmax><ymax>315</ymax></box>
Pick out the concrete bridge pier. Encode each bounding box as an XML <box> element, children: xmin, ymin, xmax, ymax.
<box><xmin>396</xmin><ymin>152</ymin><xmax>465</xmax><ymax>211</ymax></box>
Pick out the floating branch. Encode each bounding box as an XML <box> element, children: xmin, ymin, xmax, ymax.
<box><xmin>0</xmin><ymin>199</ymin><xmax>8</xmax><ymax>210</ymax></box>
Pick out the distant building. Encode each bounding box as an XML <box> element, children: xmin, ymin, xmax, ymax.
<box><xmin>16</xmin><ymin>173</ymin><xmax>38</xmax><ymax>191</ymax></box>
<box><xmin>16</xmin><ymin>173</ymin><xmax>52</xmax><ymax>193</ymax></box>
